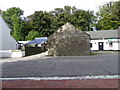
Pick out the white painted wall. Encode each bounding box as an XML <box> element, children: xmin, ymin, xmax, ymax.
<box><xmin>0</xmin><ymin>15</ymin><xmax>17</xmax><ymax>50</ymax></box>
<box><xmin>11</xmin><ymin>50</ymin><xmax>25</xmax><ymax>57</ymax></box>
<box><xmin>0</xmin><ymin>50</ymin><xmax>25</xmax><ymax>57</ymax></box>
<box><xmin>0</xmin><ymin>50</ymin><xmax>12</xmax><ymax>57</ymax></box>
<box><xmin>90</xmin><ymin>39</ymin><xmax>120</xmax><ymax>51</ymax></box>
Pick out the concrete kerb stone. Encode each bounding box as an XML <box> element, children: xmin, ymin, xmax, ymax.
<box><xmin>92</xmin><ymin>51</ymin><xmax>118</xmax><ymax>55</ymax></box>
<box><xmin>0</xmin><ymin>51</ymin><xmax>48</xmax><ymax>63</ymax></box>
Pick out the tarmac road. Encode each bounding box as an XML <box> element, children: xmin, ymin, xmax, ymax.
<box><xmin>2</xmin><ymin>53</ymin><xmax>118</xmax><ymax>78</ymax></box>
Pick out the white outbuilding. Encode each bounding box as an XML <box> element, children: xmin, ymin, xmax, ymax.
<box><xmin>86</xmin><ymin>29</ymin><xmax>120</xmax><ymax>51</ymax></box>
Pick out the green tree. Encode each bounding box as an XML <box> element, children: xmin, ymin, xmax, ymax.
<box><xmin>50</xmin><ymin>6</ymin><xmax>95</xmax><ymax>31</ymax></box>
<box><xmin>26</xmin><ymin>5</ymin><xmax>96</xmax><ymax>38</ymax></box>
<box><xmin>64</xmin><ymin>6</ymin><xmax>72</xmax><ymax>14</ymax></box>
<box><xmin>96</xmin><ymin>1</ymin><xmax>120</xmax><ymax>30</ymax></box>
<box><xmin>2</xmin><ymin>7</ymin><xmax>25</xmax><ymax>41</ymax></box>
<box><xmin>21</xmin><ymin>18</ymin><xmax>33</xmax><ymax>40</ymax></box>
<box><xmin>27</xmin><ymin>11</ymin><xmax>54</xmax><ymax>37</ymax></box>
<box><xmin>2</xmin><ymin>6</ymin><xmax>96</xmax><ymax>40</ymax></box>
<box><xmin>112</xmin><ymin>1</ymin><xmax>120</xmax><ymax>22</ymax></box>
<box><xmin>2</xmin><ymin>7</ymin><xmax>23</xmax><ymax>29</ymax></box>
<box><xmin>25</xmin><ymin>31</ymin><xmax>39</xmax><ymax>40</ymax></box>
<box><xmin>11</xmin><ymin>14</ymin><xmax>23</xmax><ymax>41</ymax></box>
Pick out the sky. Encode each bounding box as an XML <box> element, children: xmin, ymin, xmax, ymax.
<box><xmin>0</xmin><ymin>0</ymin><xmax>119</xmax><ymax>17</ymax></box>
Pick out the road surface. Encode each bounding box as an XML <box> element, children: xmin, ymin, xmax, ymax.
<box><xmin>2</xmin><ymin>53</ymin><xmax>118</xmax><ymax>78</ymax></box>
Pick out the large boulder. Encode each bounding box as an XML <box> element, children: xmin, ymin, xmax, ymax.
<box><xmin>47</xmin><ymin>22</ymin><xmax>91</xmax><ymax>56</ymax></box>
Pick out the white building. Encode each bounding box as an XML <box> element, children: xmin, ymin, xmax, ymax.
<box><xmin>0</xmin><ymin>15</ymin><xmax>17</xmax><ymax>50</ymax></box>
<box><xmin>0</xmin><ymin>15</ymin><xmax>25</xmax><ymax>58</ymax></box>
<box><xmin>86</xmin><ymin>30</ymin><xmax>120</xmax><ymax>51</ymax></box>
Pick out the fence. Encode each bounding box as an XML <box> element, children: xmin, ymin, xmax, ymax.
<box><xmin>22</xmin><ymin>44</ymin><xmax>47</xmax><ymax>56</ymax></box>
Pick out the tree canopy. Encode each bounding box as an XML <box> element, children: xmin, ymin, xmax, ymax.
<box><xmin>2</xmin><ymin>1</ymin><xmax>120</xmax><ymax>41</ymax></box>
<box><xmin>95</xmin><ymin>1</ymin><xmax>120</xmax><ymax>30</ymax></box>
<box><xmin>25</xmin><ymin>31</ymin><xmax>39</xmax><ymax>40</ymax></box>
<box><xmin>2</xmin><ymin>7</ymin><xmax>23</xmax><ymax>29</ymax></box>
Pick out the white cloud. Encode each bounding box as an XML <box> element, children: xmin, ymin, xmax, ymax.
<box><xmin>0</xmin><ymin>0</ymin><xmax>119</xmax><ymax>16</ymax></box>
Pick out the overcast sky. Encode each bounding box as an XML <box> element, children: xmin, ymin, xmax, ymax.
<box><xmin>0</xmin><ymin>0</ymin><xmax>118</xmax><ymax>16</ymax></box>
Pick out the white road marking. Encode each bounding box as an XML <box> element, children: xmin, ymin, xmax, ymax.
<box><xmin>1</xmin><ymin>75</ymin><xmax>119</xmax><ymax>81</ymax></box>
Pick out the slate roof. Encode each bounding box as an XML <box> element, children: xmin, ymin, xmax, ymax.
<box><xmin>27</xmin><ymin>37</ymin><xmax>48</xmax><ymax>44</ymax></box>
<box><xmin>86</xmin><ymin>30</ymin><xmax>120</xmax><ymax>39</ymax></box>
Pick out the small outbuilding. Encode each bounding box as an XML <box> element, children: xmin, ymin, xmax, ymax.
<box><xmin>47</xmin><ymin>22</ymin><xmax>91</xmax><ymax>56</ymax></box>
<box><xmin>23</xmin><ymin>37</ymin><xmax>48</xmax><ymax>56</ymax></box>
<box><xmin>86</xmin><ymin>29</ymin><xmax>120</xmax><ymax>51</ymax></box>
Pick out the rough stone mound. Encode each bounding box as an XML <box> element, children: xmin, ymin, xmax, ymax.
<box><xmin>47</xmin><ymin>22</ymin><xmax>91</xmax><ymax>56</ymax></box>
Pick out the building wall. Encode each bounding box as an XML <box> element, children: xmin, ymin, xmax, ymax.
<box><xmin>0</xmin><ymin>16</ymin><xmax>17</xmax><ymax>50</ymax></box>
<box><xmin>0</xmin><ymin>50</ymin><xmax>25</xmax><ymax>57</ymax></box>
<box><xmin>90</xmin><ymin>39</ymin><xmax>120</xmax><ymax>51</ymax></box>
<box><xmin>48</xmin><ymin>23</ymin><xmax>91</xmax><ymax>56</ymax></box>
